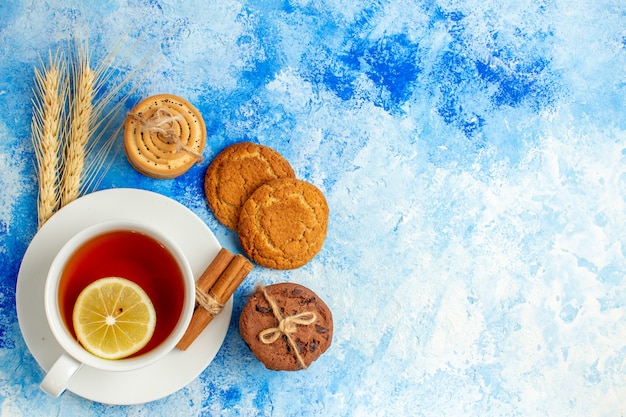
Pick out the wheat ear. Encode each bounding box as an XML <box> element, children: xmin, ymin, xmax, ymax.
<box><xmin>60</xmin><ymin>56</ymin><xmax>94</xmax><ymax>207</ymax></box>
<box><xmin>31</xmin><ymin>53</ymin><xmax>66</xmax><ymax>228</ymax></box>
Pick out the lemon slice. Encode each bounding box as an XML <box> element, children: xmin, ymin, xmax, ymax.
<box><xmin>73</xmin><ymin>277</ymin><xmax>156</xmax><ymax>360</ymax></box>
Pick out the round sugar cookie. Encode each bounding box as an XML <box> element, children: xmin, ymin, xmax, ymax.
<box><xmin>204</xmin><ymin>142</ymin><xmax>295</xmax><ymax>230</ymax></box>
<box><xmin>124</xmin><ymin>94</ymin><xmax>206</xmax><ymax>178</ymax></box>
<box><xmin>239</xmin><ymin>283</ymin><xmax>333</xmax><ymax>371</ymax></box>
<box><xmin>238</xmin><ymin>178</ymin><xmax>328</xmax><ymax>270</ymax></box>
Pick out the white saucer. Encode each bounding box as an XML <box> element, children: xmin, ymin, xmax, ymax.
<box><xmin>16</xmin><ymin>188</ymin><xmax>231</xmax><ymax>405</ymax></box>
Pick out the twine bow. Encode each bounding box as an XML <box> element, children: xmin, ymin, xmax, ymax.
<box><xmin>130</xmin><ymin>109</ymin><xmax>203</xmax><ymax>161</ymax></box>
<box><xmin>257</xmin><ymin>286</ymin><xmax>317</xmax><ymax>369</ymax></box>
<box><xmin>258</xmin><ymin>311</ymin><xmax>317</xmax><ymax>344</ymax></box>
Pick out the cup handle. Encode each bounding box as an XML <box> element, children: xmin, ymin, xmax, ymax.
<box><xmin>40</xmin><ymin>353</ymin><xmax>83</xmax><ymax>397</ymax></box>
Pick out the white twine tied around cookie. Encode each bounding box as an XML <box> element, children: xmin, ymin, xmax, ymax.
<box><xmin>257</xmin><ymin>286</ymin><xmax>317</xmax><ymax>369</ymax></box>
<box><xmin>129</xmin><ymin>108</ymin><xmax>203</xmax><ymax>162</ymax></box>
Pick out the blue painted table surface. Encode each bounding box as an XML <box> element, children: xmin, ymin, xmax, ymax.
<box><xmin>1</xmin><ymin>1</ymin><xmax>626</xmax><ymax>416</ymax></box>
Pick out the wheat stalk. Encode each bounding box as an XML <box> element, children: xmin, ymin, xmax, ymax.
<box><xmin>61</xmin><ymin>30</ymin><xmax>162</xmax><ymax>203</ymax></box>
<box><xmin>31</xmin><ymin>18</ymin><xmax>164</xmax><ymax>219</ymax></box>
<box><xmin>31</xmin><ymin>53</ymin><xmax>66</xmax><ymax>228</ymax></box>
<box><xmin>60</xmin><ymin>51</ymin><xmax>94</xmax><ymax>208</ymax></box>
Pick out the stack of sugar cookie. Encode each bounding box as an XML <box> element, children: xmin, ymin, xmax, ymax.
<box><xmin>204</xmin><ymin>142</ymin><xmax>329</xmax><ymax>270</ymax></box>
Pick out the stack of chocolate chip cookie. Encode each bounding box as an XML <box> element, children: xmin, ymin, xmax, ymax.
<box><xmin>204</xmin><ymin>142</ymin><xmax>329</xmax><ymax>270</ymax></box>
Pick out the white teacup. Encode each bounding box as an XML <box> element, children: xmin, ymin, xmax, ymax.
<box><xmin>40</xmin><ymin>219</ymin><xmax>196</xmax><ymax>398</ymax></box>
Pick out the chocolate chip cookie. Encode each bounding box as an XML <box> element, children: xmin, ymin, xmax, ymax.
<box><xmin>239</xmin><ymin>283</ymin><xmax>333</xmax><ymax>371</ymax></box>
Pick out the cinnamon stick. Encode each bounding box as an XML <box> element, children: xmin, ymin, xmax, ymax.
<box><xmin>209</xmin><ymin>254</ymin><xmax>251</xmax><ymax>304</ymax></box>
<box><xmin>195</xmin><ymin>248</ymin><xmax>235</xmax><ymax>295</ymax></box>
<box><xmin>176</xmin><ymin>253</ymin><xmax>253</xmax><ymax>350</ymax></box>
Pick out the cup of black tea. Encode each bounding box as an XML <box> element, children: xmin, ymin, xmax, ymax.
<box><xmin>40</xmin><ymin>219</ymin><xmax>196</xmax><ymax>398</ymax></box>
